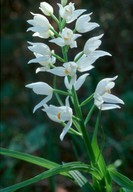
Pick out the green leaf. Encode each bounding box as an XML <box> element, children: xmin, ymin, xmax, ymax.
<box><xmin>91</xmin><ymin>111</ymin><xmax>106</xmax><ymax>176</ymax></box>
<box><xmin>80</xmin><ymin>94</ymin><xmax>94</xmax><ymax>107</ymax></box>
<box><xmin>0</xmin><ymin>148</ymin><xmax>95</xmax><ymax>191</ymax></box>
<box><xmin>0</xmin><ymin>162</ymin><xmax>92</xmax><ymax>192</ymax></box>
<box><xmin>91</xmin><ymin>113</ymin><xmax>112</xmax><ymax>191</ymax></box>
<box><xmin>109</xmin><ymin>169</ymin><xmax>133</xmax><ymax>190</ymax></box>
<box><xmin>84</xmin><ymin>105</ymin><xmax>95</xmax><ymax>126</ymax></box>
<box><xmin>0</xmin><ymin>147</ymin><xmax>59</xmax><ymax>170</ymax></box>
<box><xmin>120</xmin><ymin>188</ymin><xmax>133</xmax><ymax>192</ymax></box>
<box><xmin>70</xmin><ymin>170</ymin><xmax>95</xmax><ymax>192</ymax></box>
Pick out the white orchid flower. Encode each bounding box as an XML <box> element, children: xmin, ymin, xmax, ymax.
<box><xmin>58</xmin><ymin>2</ymin><xmax>86</xmax><ymax>23</ymax></box>
<box><xmin>75</xmin><ymin>54</ymin><xmax>95</xmax><ymax>72</ymax></box>
<box><xmin>43</xmin><ymin>97</ymin><xmax>73</xmax><ymax>141</ymax></box>
<box><xmin>83</xmin><ymin>34</ymin><xmax>104</xmax><ymax>55</ymax></box>
<box><xmin>75</xmin><ymin>13</ymin><xmax>99</xmax><ymax>33</ymax></box>
<box><xmin>65</xmin><ymin>73</ymin><xmax>89</xmax><ymax>91</ymax></box>
<box><xmin>39</xmin><ymin>2</ymin><xmax>53</xmax><ymax>16</ymax></box>
<box><xmin>50</xmin><ymin>27</ymin><xmax>81</xmax><ymax>48</ymax></box>
<box><xmin>82</xmin><ymin>34</ymin><xmax>111</xmax><ymax>64</ymax></box>
<box><xmin>47</xmin><ymin>62</ymin><xmax>77</xmax><ymax>77</ymax></box>
<box><xmin>94</xmin><ymin>76</ymin><xmax>124</xmax><ymax>110</ymax></box>
<box><xmin>25</xmin><ymin>82</ymin><xmax>53</xmax><ymax>113</ymax></box>
<box><xmin>27</xmin><ymin>13</ymin><xmax>53</xmax><ymax>38</ymax></box>
<box><xmin>27</xmin><ymin>42</ymin><xmax>56</xmax><ymax>73</ymax></box>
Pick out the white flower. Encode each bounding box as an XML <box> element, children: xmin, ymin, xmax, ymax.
<box><xmin>75</xmin><ymin>13</ymin><xmax>99</xmax><ymax>33</ymax></box>
<box><xmin>39</xmin><ymin>2</ymin><xmax>53</xmax><ymax>16</ymax></box>
<box><xmin>25</xmin><ymin>82</ymin><xmax>53</xmax><ymax>113</ymax></box>
<box><xmin>47</xmin><ymin>62</ymin><xmax>77</xmax><ymax>77</ymax></box>
<box><xmin>43</xmin><ymin>97</ymin><xmax>73</xmax><ymax>141</ymax></box>
<box><xmin>75</xmin><ymin>54</ymin><xmax>95</xmax><ymax>72</ymax></box>
<box><xmin>50</xmin><ymin>27</ymin><xmax>81</xmax><ymax>48</ymax></box>
<box><xmin>94</xmin><ymin>76</ymin><xmax>124</xmax><ymax>110</ymax></box>
<box><xmin>27</xmin><ymin>42</ymin><xmax>56</xmax><ymax>73</ymax></box>
<box><xmin>82</xmin><ymin>34</ymin><xmax>111</xmax><ymax>63</ymax></box>
<box><xmin>27</xmin><ymin>13</ymin><xmax>53</xmax><ymax>38</ymax></box>
<box><xmin>83</xmin><ymin>34</ymin><xmax>104</xmax><ymax>55</ymax></box>
<box><xmin>58</xmin><ymin>2</ymin><xmax>86</xmax><ymax>23</ymax></box>
<box><xmin>65</xmin><ymin>73</ymin><xmax>89</xmax><ymax>91</ymax></box>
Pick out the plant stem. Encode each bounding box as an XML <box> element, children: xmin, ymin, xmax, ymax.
<box><xmin>84</xmin><ymin>105</ymin><xmax>95</xmax><ymax>126</ymax></box>
<box><xmin>71</xmin><ymin>87</ymin><xmax>95</xmax><ymax>164</ymax></box>
<box><xmin>80</xmin><ymin>93</ymin><xmax>94</xmax><ymax>107</ymax></box>
<box><xmin>52</xmin><ymin>53</ymin><xmax>65</xmax><ymax>62</ymax></box>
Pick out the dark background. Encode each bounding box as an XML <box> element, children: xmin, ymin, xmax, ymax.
<box><xmin>1</xmin><ymin>0</ymin><xmax>133</xmax><ymax>191</ymax></box>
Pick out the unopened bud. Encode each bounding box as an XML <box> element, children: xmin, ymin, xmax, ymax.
<box><xmin>39</xmin><ymin>2</ymin><xmax>53</xmax><ymax>16</ymax></box>
<box><xmin>61</xmin><ymin>0</ymin><xmax>68</xmax><ymax>7</ymax></box>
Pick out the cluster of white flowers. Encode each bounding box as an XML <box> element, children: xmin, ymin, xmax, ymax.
<box><xmin>26</xmin><ymin>1</ymin><xmax>124</xmax><ymax>140</ymax></box>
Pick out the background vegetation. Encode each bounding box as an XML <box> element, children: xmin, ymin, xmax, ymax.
<box><xmin>1</xmin><ymin>0</ymin><xmax>133</xmax><ymax>191</ymax></box>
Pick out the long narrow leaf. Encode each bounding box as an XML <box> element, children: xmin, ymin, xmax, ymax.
<box><xmin>91</xmin><ymin>112</ymin><xmax>106</xmax><ymax>176</ymax></box>
<box><xmin>70</xmin><ymin>170</ymin><xmax>95</xmax><ymax>192</ymax></box>
<box><xmin>0</xmin><ymin>147</ymin><xmax>59</xmax><ymax>169</ymax></box>
<box><xmin>109</xmin><ymin>169</ymin><xmax>133</xmax><ymax>190</ymax></box>
<box><xmin>0</xmin><ymin>162</ymin><xmax>92</xmax><ymax>192</ymax></box>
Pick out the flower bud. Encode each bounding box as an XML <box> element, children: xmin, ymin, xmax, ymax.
<box><xmin>39</xmin><ymin>2</ymin><xmax>53</xmax><ymax>16</ymax></box>
<box><xmin>61</xmin><ymin>0</ymin><xmax>68</xmax><ymax>6</ymax></box>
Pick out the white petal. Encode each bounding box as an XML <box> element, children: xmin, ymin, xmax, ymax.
<box><xmin>28</xmin><ymin>42</ymin><xmax>50</xmax><ymax>56</ymax></box>
<box><xmin>47</xmin><ymin>67</ymin><xmax>65</xmax><ymax>76</ymax></box>
<box><xmin>75</xmin><ymin>73</ymin><xmax>89</xmax><ymax>91</ymax></box>
<box><xmin>33</xmin><ymin>94</ymin><xmax>52</xmax><ymax>113</ymax></box>
<box><xmin>28</xmin><ymin>56</ymin><xmax>50</xmax><ymax>64</ymax></box>
<box><xmin>36</xmin><ymin>67</ymin><xmax>48</xmax><ymax>73</ymax></box>
<box><xmin>90</xmin><ymin>50</ymin><xmax>111</xmax><ymax>58</ymax></box>
<box><xmin>77</xmin><ymin>54</ymin><xmax>95</xmax><ymax>72</ymax></box>
<box><xmin>76</xmin><ymin>14</ymin><xmax>99</xmax><ymax>33</ymax></box>
<box><xmin>25</xmin><ymin>82</ymin><xmax>52</xmax><ymax>95</ymax></box>
<box><xmin>70</xmin><ymin>40</ymin><xmax>77</xmax><ymax>48</ymax></box>
<box><xmin>65</xmin><ymin>96</ymin><xmax>70</xmax><ymax>107</ymax></box>
<box><xmin>64</xmin><ymin>76</ymin><xmax>72</xmax><ymax>90</ymax></box>
<box><xmin>102</xmin><ymin>93</ymin><xmax>124</xmax><ymax>104</ymax></box>
<box><xmin>95</xmin><ymin>76</ymin><xmax>118</xmax><ymax>95</ymax></box>
<box><xmin>80</xmin><ymin>22</ymin><xmax>99</xmax><ymax>33</ymax></box>
<box><xmin>50</xmin><ymin>38</ymin><xmax>65</xmax><ymax>47</ymax></box>
<box><xmin>67</xmin><ymin>9</ymin><xmax>86</xmax><ymax>23</ymax></box>
<box><xmin>43</xmin><ymin>105</ymin><xmax>61</xmax><ymax>122</ymax></box>
<box><xmin>101</xmin><ymin>104</ymin><xmax>121</xmax><ymax>110</ymax></box>
<box><xmin>60</xmin><ymin>120</ymin><xmax>72</xmax><ymax>141</ymax></box>
<box><xmin>44</xmin><ymin>105</ymin><xmax>65</xmax><ymax>115</ymax></box>
<box><xmin>84</xmin><ymin>34</ymin><xmax>104</xmax><ymax>54</ymax></box>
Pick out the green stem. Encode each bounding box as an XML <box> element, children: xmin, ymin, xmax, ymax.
<box><xmin>74</xmin><ymin>51</ymin><xmax>84</xmax><ymax>62</ymax></box>
<box><xmin>50</xmin><ymin>27</ymin><xmax>60</xmax><ymax>37</ymax></box>
<box><xmin>62</xmin><ymin>46</ymin><xmax>69</xmax><ymax>62</ymax></box>
<box><xmin>84</xmin><ymin>105</ymin><xmax>95</xmax><ymax>126</ymax></box>
<box><xmin>52</xmin><ymin>53</ymin><xmax>65</xmax><ymax>63</ymax></box>
<box><xmin>53</xmin><ymin>76</ymin><xmax>63</xmax><ymax>106</ymax></box>
<box><xmin>50</xmin><ymin>14</ymin><xmax>59</xmax><ymax>25</ymax></box>
<box><xmin>71</xmin><ymin>87</ymin><xmax>95</xmax><ymax>164</ymax></box>
<box><xmin>53</xmin><ymin>89</ymin><xmax>71</xmax><ymax>96</ymax></box>
<box><xmin>80</xmin><ymin>93</ymin><xmax>94</xmax><ymax>107</ymax></box>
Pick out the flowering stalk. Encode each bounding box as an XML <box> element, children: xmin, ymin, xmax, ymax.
<box><xmin>25</xmin><ymin>1</ymin><xmax>126</xmax><ymax>191</ymax></box>
<box><xmin>1</xmin><ymin>1</ymin><xmax>132</xmax><ymax>192</ymax></box>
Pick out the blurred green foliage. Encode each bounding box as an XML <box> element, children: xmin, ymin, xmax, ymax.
<box><xmin>0</xmin><ymin>0</ymin><xmax>133</xmax><ymax>191</ymax></box>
